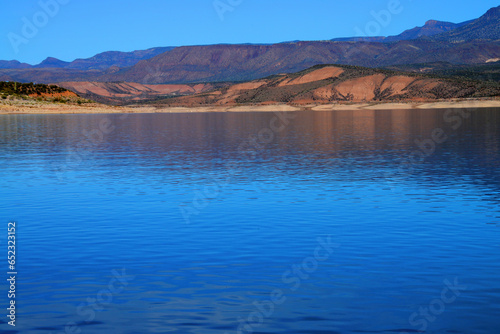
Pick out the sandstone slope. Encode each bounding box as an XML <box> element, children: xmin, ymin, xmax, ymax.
<box><xmin>58</xmin><ymin>81</ymin><xmax>215</xmax><ymax>104</ymax></box>
<box><xmin>156</xmin><ymin>65</ymin><xmax>500</xmax><ymax>107</ymax></box>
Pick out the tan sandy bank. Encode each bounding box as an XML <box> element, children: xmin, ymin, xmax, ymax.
<box><xmin>0</xmin><ymin>101</ymin><xmax>301</xmax><ymax>114</ymax></box>
<box><xmin>1</xmin><ymin>99</ymin><xmax>500</xmax><ymax>115</ymax></box>
<box><xmin>311</xmin><ymin>100</ymin><xmax>500</xmax><ymax>111</ymax></box>
<box><xmin>0</xmin><ymin>100</ymin><xmax>144</xmax><ymax>114</ymax></box>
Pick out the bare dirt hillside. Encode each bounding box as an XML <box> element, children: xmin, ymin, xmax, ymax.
<box><xmin>58</xmin><ymin>82</ymin><xmax>215</xmax><ymax>104</ymax></box>
<box><xmin>156</xmin><ymin>65</ymin><xmax>500</xmax><ymax>107</ymax></box>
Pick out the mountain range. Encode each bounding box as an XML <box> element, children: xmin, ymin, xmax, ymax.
<box><xmin>32</xmin><ymin>47</ymin><xmax>175</xmax><ymax>70</ymax></box>
<box><xmin>0</xmin><ymin>5</ymin><xmax>499</xmax><ymax>103</ymax></box>
<box><xmin>0</xmin><ymin>47</ymin><xmax>174</xmax><ymax>71</ymax></box>
<box><xmin>331</xmin><ymin>19</ymin><xmax>474</xmax><ymax>43</ymax></box>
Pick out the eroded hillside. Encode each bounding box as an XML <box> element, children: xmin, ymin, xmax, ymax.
<box><xmin>156</xmin><ymin>65</ymin><xmax>500</xmax><ymax>106</ymax></box>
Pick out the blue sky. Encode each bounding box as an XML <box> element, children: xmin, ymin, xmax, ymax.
<box><xmin>1</xmin><ymin>0</ymin><xmax>498</xmax><ymax>65</ymax></box>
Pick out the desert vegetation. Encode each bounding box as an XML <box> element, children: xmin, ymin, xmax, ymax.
<box><xmin>0</xmin><ymin>81</ymin><xmax>92</xmax><ymax>105</ymax></box>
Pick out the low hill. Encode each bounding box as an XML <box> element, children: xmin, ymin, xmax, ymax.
<box><xmin>58</xmin><ymin>81</ymin><xmax>216</xmax><ymax>105</ymax></box>
<box><xmin>154</xmin><ymin>65</ymin><xmax>500</xmax><ymax>107</ymax></box>
<box><xmin>0</xmin><ymin>81</ymin><xmax>85</xmax><ymax>103</ymax></box>
<box><xmin>384</xmin><ymin>61</ymin><xmax>500</xmax><ymax>82</ymax></box>
<box><xmin>0</xmin><ymin>68</ymin><xmax>105</xmax><ymax>84</ymax></box>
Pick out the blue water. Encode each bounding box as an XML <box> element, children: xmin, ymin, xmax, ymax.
<box><xmin>0</xmin><ymin>109</ymin><xmax>499</xmax><ymax>334</ymax></box>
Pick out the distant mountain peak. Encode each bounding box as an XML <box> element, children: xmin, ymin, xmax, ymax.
<box><xmin>483</xmin><ymin>5</ymin><xmax>500</xmax><ymax>19</ymax></box>
<box><xmin>385</xmin><ymin>19</ymin><xmax>461</xmax><ymax>42</ymax></box>
<box><xmin>431</xmin><ymin>5</ymin><xmax>500</xmax><ymax>41</ymax></box>
<box><xmin>35</xmin><ymin>57</ymin><xmax>70</xmax><ymax>68</ymax></box>
<box><xmin>0</xmin><ymin>60</ymin><xmax>31</xmax><ymax>69</ymax></box>
<box><xmin>332</xmin><ymin>19</ymin><xmax>463</xmax><ymax>44</ymax></box>
<box><xmin>425</xmin><ymin>20</ymin><xmax>440</xmax><ymax>26</ymax></box>
<box><xmin>423</xmin><ymin>20</ymin><xmax>463</xmax><ymax>28</ymax></box>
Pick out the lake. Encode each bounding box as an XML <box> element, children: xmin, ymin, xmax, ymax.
<box><xmin>0</xmin><ymin>109</ymin><xmax>499</xmax><ymax>334</ymax></box>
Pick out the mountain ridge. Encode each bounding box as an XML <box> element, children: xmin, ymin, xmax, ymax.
<box><xmin>2</xmin><ymin>47</ymin><xmax>175</xmax><ymax>71</ymax></box>
<box><xmin>431</xmin><ymin>5</ymin><xmax>500</xmax><ymax>41</ymax></box>
<box><xmin>0</xmin><ymin>60</ymin><xmax>31</xmax><ymax>70</ymax></box>
<box><xmin>103</xmin><ymin>40</ymin><xmax>500</xmax><ymax>84</ymax></box>
<box><xmin>1</xmin><ymin>6</ymin><xmax>499</xmax><ymax>85</ymax></box>
<box><xmin>1</xmin><ymin>39</ymin><xmax>498</xmax><ymax>85</ymax></box>
<box><xmin>332</xmin><ymin>19</ymin><xmax>474</xmax><ymax>43</ymax></box>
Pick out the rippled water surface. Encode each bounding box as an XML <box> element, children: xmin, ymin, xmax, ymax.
<box><xmin>1</xmin><ymin>109</ymin><xmax>499</xmax><ymax>334</ymax></box>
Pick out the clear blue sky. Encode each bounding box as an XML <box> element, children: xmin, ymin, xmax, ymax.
<box><xmin>1</xmin><ymin>0</ymin><xmax>498</xmax><ymax>65</ymax></box>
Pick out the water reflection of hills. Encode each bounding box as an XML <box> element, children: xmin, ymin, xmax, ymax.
<box><xmin>0</xmin><ymin>109</ymin><xmax>498</xmax><ymax>203</ymax></box>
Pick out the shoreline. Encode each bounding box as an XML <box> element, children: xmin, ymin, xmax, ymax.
<box><xmin>1</xmin><ymin>99</ymin><xmax>500</xmax><ymax>115</ymax></box>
